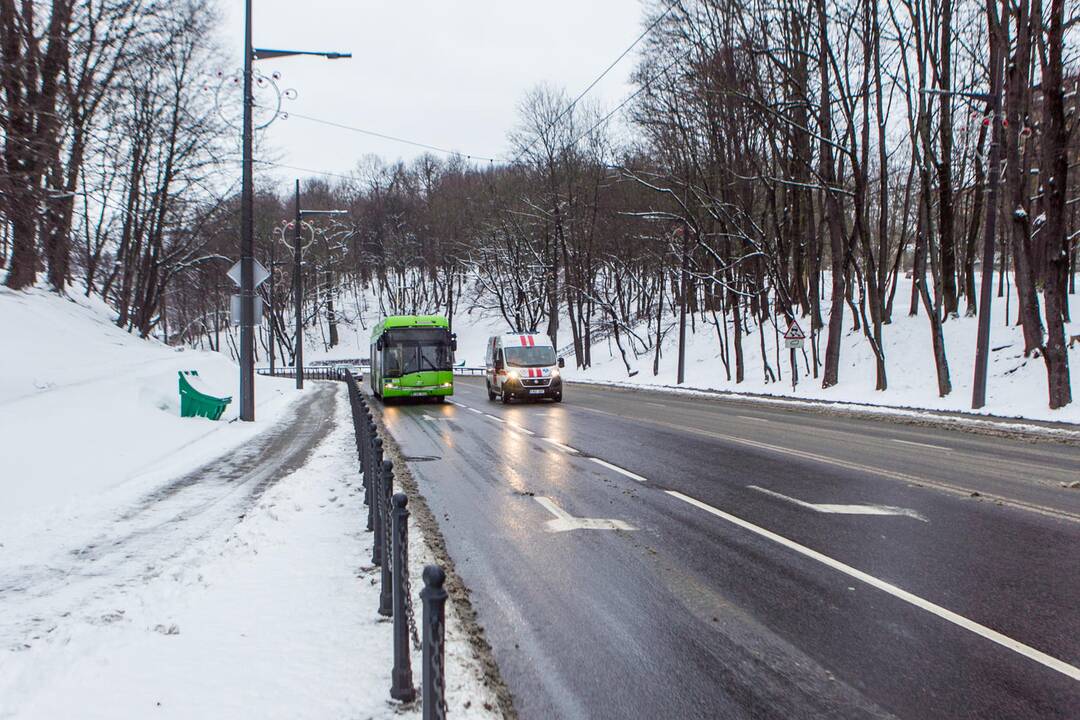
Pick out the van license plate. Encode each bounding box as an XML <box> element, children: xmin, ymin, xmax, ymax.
<box><xmin>528</xmin><ymin>389</ymin><xmax>545</xmax><ymax>395</ymax></box>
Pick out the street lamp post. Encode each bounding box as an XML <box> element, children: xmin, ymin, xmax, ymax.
<box><xmin>291</xmin><ymin>178</ymin><xmax>347</xmax><ymax>390</ymax></box>
<box><xmin>237</xmin><ymin>0</ymin><xmax>349</xmax><ymax>420</ymax></box>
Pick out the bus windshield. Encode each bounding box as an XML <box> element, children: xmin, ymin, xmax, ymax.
<box><xmin>503</xmin><ymin>345</ymin><xmax>557</xmax><ymax>368</ymax></box>
<box><xmin>382</xmin><ymin>328</ymin><xmax>452</xmax><ymax>377</ymax></box>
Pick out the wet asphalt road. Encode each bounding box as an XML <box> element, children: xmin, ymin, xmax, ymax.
<box><xmin>375</xmin><ymin>378</ymin><xmax>1080</xmax><ymax>720</ymax></box>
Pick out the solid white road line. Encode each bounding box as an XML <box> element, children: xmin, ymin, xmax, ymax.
<box><xmin>541</xmin><ymin>437</ymin><xmax>579</xmax><ymax>454</ymax></box>
<box><xmin>738</xmin><ymin>415</ymin><xmax>770</xmax><ymax>423</ymax></box>
<box><xmin>468</xmin><ymin>407</ymin><xmax>483</xmax><ymax>414</ymax></box>
<box><xmin>666</xmin><ymin>490</ymin><xmax>1080</xmax><ymax>683</ymax></box>
<box><xmin>748</xmin><ymin>485</ymin><xmax>927</xmax><ymax>521</ymax></box>
<box><xmin>535</xmin><ymin>496</ymin><xmax>635</xmax><ymax>532</ymax></box>
<box><xmin>892</xmin><ymin>438</ymin><xmax>950</xmax><ymax>451</ymax></box>
<box><xmin>483</xmin><ymin>413</ymin><xmax>505</xmax><ymax>423</ymax></box>
<box><xmin>591</xmin><ymin>457</ymin><xmax>647</xmax><ymax>483</ymax></box>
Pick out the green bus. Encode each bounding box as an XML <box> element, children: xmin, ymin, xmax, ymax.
<box><xmin>370</xmin><ymin>315</ymin><xmax>456</xmax><ymax>401</ymax></box>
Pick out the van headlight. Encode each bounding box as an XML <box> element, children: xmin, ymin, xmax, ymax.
<box><xmin>551</xmin><ymin>368</ymin><xmax>560</xmax><ymax>378</ymax></box>
<box><xmin>507</xmin><ymin>370</ymin><xmax>520</xmax><ymax>381</ymax></box>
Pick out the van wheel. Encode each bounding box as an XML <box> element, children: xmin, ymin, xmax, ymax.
<box><xmin>487</xmin><ymin>382</ymin><xmax>497</xmax><ymax>401</ymax></box>
<box><xmin>553</xmin><ymin>393</ymin><xmax>563</xmax><ymax>403</ymax></box>
<box><xmin>501</xmin><ymin>390</ymin><xmax>512</xmax><ymax>404</ymax></box>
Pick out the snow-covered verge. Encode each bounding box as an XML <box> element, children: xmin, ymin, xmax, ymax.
<box><xmin>0</xmin><ymin>383</ymin><xmax>502</xmax><ymax>719</ymax></box>
<box><xmin>0</xmin><ymin>286</ymin><xmax>300</xmax><ymax>549</ymax></box>
<box><xmin>560</xmin><ymin>276</ymin><xmax>1080</xmax><ymax>426</ymax></box>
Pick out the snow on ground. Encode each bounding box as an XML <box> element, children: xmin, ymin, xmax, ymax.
<box><xmin>0</xmin><ymin>286</ymin><xmax>300</xmax><ymax>550</ymax></box>
<box><xmin>559</xmin><ymin>276</ymin><xmax>1080</xmax><ymax>425</ymax></box>
<box><xmin>0</xmin><ymin>381</ymin><xmax>500</xmax><ymax>719</ymax></box>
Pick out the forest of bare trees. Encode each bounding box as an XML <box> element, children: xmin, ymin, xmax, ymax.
<box><xmin>2</xmin><ymin>0</ymin><xmax>1077</xmax><ymax>408</ymax></box>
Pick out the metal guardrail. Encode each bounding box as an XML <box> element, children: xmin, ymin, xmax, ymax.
<box><xmin>256</xmin><ymin>366</ymin><xmax>348</xmax><ymax>382</ymax></box>
<box><xmin>452</xmin><ymin>366</ymin><xmax>485</xmax><ymax>377</ymax></box>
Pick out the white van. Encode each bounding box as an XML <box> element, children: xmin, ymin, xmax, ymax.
<box><xmin>485</xmin><ymin>333</ymin><xmax>565</xmax><ymax>403</ymax></box>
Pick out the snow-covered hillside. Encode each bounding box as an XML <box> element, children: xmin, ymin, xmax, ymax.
<box><xmin>0</xmin><ymin>286</ymin><xmax>298</xmax><ymax>547</ymax></box>
<box><xmin>560</xmin><ymin>276</ymin><xmax>1080</xmax><ymax>425</ymax></box>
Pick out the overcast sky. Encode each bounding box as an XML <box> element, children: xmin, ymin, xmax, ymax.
<box><xmin>219</xmin><ymin>1</ymin><xmax>648</xmax><ymax>185</ymax></box>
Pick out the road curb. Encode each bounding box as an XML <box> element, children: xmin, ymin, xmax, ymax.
<box><xmin>365</xmin><ymin>392</ymin><xmax>518</xmax><ymax>720</ymax></box>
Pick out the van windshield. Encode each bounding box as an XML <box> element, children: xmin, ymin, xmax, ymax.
<box><xmin>504</xmin><ymin>345</ymin><xmax>557</xmax><ymax>368</ymax></box>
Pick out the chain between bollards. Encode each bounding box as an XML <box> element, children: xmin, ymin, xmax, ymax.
<box><xmin>421</xmin><ymin>565</ymin><xmax>448</xmax><ymax>720</ymax></box>
<box><xmin>390</xmin><ymin>492</ymin><xmax>416</xmax><ymax>701</ymax></box>
<box><xmin>378</xmin><ymin>459</ymin><xmax>394</xmax><ymax>617</ymax></box>
<box><xmin>370</xmin><ymin>437</ymin><xmax>384</xmax><ymax>566</ymax></box>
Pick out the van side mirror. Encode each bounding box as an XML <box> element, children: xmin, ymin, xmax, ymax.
<box><xmin>494</xmin><ymin>356</ymin><xmax>504</xmax><ymax>370</ymax></box>
<box><xmin>558</xmin><ymin>357</ymin><xmax>566</xmax><ymax>369</ymax></box>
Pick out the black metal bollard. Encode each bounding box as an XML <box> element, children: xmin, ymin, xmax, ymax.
<box><xmin>371</xmin><ymin>437</ymin><xmax>384</xmax><ymax>565</ymax></box>
<box><xmin>378</xmin><ymin>460</ymin><xmax>394</xmax><ymax>617</ymax></box>
<box><xmin>421</xmin><ymin>565</ymin><xmax>448</xmax><ymax>720</ymax></box>
<box><xmin>389</xmin><ymin>492</ymin><xmax>415</xmax><ymax>701</ymax></box>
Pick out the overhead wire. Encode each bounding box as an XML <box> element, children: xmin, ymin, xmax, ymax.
<box><xmin>510</xmin><ymin>0</ymin><xmax>682</xmax><ymax>164</ymax></box>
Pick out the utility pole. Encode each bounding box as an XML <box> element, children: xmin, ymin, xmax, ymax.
<box><xmin>291</xmin><ymin>178</ymin><xmax>347</xmax><ymax>390</ymax></box>
<box><xmin>235</xmin><ymin>0</ymin><xmax>350</xmax><ymax>418</ymax></box>
<box><xmin>971</xmin><ymin>1</ymin><xmax>1004</xmax><ymax>410</ymax></box>
<box><xmin>294</xmin><ymin>179</ymin><xmax>303</xmax><ymax>389</ymax></box>
<box><xmin>269</xmin><ymin>234</ymin><xmax>276</xmax><ymax>375</ymax></box>
<box><xmin>677</xmin><ymin>223</ymin><xmax>689</xmax><ymax>385</ymax></box>
<box><xmin>239</xmin><ymin>0</ymin><xmax>256</xmax><ymax>421</ymax></box>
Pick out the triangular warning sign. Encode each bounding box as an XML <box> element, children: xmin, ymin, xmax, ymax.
<box><xmin>784</xmin><ymin>319</ymin><xmax>806</xmax><ymax>340</ymax></box>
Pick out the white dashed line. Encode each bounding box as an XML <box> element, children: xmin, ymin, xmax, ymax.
<box><xmin>467</xmin><ymin>407</ymin><xmax>483</xmax><ymax>415</ymax></box>
<box><xmin>448</xmin><ymin>400</ymin><xmax>467</xmax><ymax>408</ymax></box>
<box><xmin>541</xmin><ymin>437</ymin><xmax>578</xmax><ymax>454</ymax></box>
<box><xmin>892</xmin><ymin>439</ymin><xmax>950</xmax><ymax>451</ymax></box>
<box><xmin>590</xmin><ymin>457</ymin><xmax>647</xmax><ymax>482</ymax></box>
<box><xmin>483</xmin><ymin>413</ymin><xmax>505</xmax><ymax>424</ymax></box>
<box><xmin>738</xmin><ymin>415</ymin><xmax>770</xmax><ymax>423</ymax></box>
<box><xmin>665</xmin><ymin>490</ymin><xmax>1080</xmax><ymax>682</ymax></box>
<box><xmin>507</xmin><ymin>422</ymin><xmax>535</xmax><ymax>436</ymax></box>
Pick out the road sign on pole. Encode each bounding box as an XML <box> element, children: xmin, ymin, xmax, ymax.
<box><xmin>227</xmin><ymin>259</ymin><xmax>270</xmax><ymax>289</ymax></box>
<box><xmin>783</xmin><ymin>319</ymin><xmax>806</xmax><ymax>341</ymax></box>
<box><xmin>230</xmin><ymin>294</ymin><xmax>264</xmax><ymax>326</ymax></box>
<box><xmin>784</xmin><ymin>318</ymin><xmax>805</xmax><ymax>391</ymax></box>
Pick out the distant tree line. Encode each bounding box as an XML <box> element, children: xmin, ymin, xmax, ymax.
<box><xmin>2</xmin><ymin>0</ymin><xmax>1077</xmax><ymax>408</ymax></box>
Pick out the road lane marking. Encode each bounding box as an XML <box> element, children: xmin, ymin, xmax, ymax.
<box><xmin>507</xmin><ymin>422</ymin><xmax>535</xmax><ymax>436</ymax></box>
<box><xmin>591</xmin><ymin>458</ymin><xmax>647</xmax><ymax>483</ymax></box>
<box><xmin>666</xmin><ymin>490</ymin><xmax>1080</xmax><ymax>683</ymax></box>
<box><xmin>645</xmin><ymin>401</ymin><xmax>668</xmax><ymax>408</ymax></box>
<box><xmin>892</xmin><ymin>439</ymin><xmax>950</xmax><ymax>451</ymax></box>
<box><xmin>748</xmin><ymin>485</ymin><xmax>927</xmax><ymax>521</ymax></box>
<box><xmin>483</xmin><ymin>413</ymin><xmax>505</xmax><ymax>423</ymax></box>
<box><xmin>572</xmin><ymin>405</ymin><xmax>1080</xmax><ymax>524</ymax></box>
<box><xmin>541</xmin><ymin>437</ymin><xmax>578</xmax><ymax>454</ymax></box>
<box><xmin>467</xmin><ymin>407</ymin><xmax>483</xmax><ymax>414</ymax></box>
<box><xmin>448</xmin><ymin>400</ymin><xmax>467</xmax><ymax>408</ymax></box>
<box><xmin>738</xmin><ymin>415</ymin><xmax>770</xmax><ymax>423</ymax></box>
<box><xmin>535</xmin><ymin>496</ymin><xmax>635</xmax><ymax>532</ymax></box>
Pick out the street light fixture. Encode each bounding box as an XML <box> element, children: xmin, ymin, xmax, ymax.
<box><xmin>238</xmin><ymin>0</ymin><xmax>350</xmax><ymax>421</ymax></box>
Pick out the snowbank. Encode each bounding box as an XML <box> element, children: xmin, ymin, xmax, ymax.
<box><xmin>0</xmin><ymin>286</ymin><xmax>300</xmax><ymax>547</ymax></box>
<box><xmin>0</xmin><ymin>383</ymin><xmax>501</xmax><ymax>719</ymax></box>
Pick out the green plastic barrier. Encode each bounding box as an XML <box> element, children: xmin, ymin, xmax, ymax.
<box><xmin>178</xmin><ymin>370</ymin><xmax>232</xmax><ymax>420</ymax></box>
